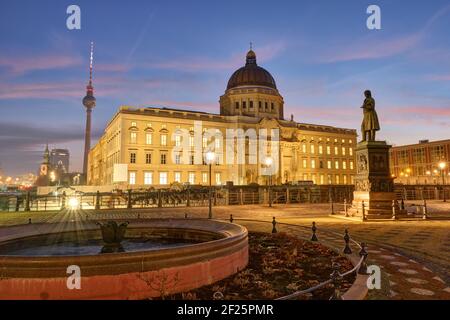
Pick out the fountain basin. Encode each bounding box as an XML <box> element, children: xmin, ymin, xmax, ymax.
<box><xmin>0</xmin><ymin>219</ymin><xmax>248</xmax><ymax>300</ymax></box>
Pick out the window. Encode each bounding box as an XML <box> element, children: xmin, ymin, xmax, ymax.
<box><xmin>319</xmin><ymin>160</ymin><xmax>324</xmax><ymax>169</ymax></box>
<box><xmin>310</xmin><ymin>144</ymin><xmax>315</xmax><ymax>154</ymax></box>
<box><xmin>215</xmin><ymin>138</ymin><xmax>220</xmax><ymax>149</ymax></box>
<box><xmin>160</xmin><ymin>153</ymin><xmax>166</xmax><ymax>165</ymax></box>
<box><xmin>130</xmin><ymin>132</ymin><xmax>137</xmax><ymax>144</ymax></box>
<box><xmin>327</xmin><ymin>146</ymin><xmax>331</xmax><ymax>155</ymax></box>
<box><xmin>342</xmin><ymin>160</ymin><xmax>347</xmax><ymax>170</ymax></box>
<box><xmin>311</xmin><ymin>159</ymin><xmax>316</xmax><ymax>169</ymax></box>
<box><xmin>311</xmin><ymin>174</ymin><xmax>316</xmax><ymax>184</ymax></box>
<box><xmin>320</xmin><ymin>174</ymin><xmax>324</xmax><ymax>185</ymax></box>
<box><xmin>235</xmin><ymin>102</ymin><xmax>239</xmax><ymax>109</ymax></box>
<box><xmin>349</xmin><ymin>148</ymin><xmax>353</xmax><ymax>156</ymax></box>
<box><xmin>334</xmin><ymin>146</ymin><xmax>338</xmax><ymax>155</ymax></box>
<box><xmin>327</xmin><ymin>160</ymin><xmax>332</xmax><ymax>169</ymax></box>
<box><xmin>146</xmin><ymin>133</ymin><xmax>152</xmax><ymax>145</ymax></box>
<box><xmin>265</xmin><ymin>102</ymin><xmax>268</xmax><ymax>110</ymax></box>
<box><xmin>175</xmin><ymin>153</ymin><xmax>181</xmax><ymax>164</ymax></box>
<box><xmin>271</xmin><ymin>103</ymin><xmax>274</xmax><ymax>110</ymax></box>
<box><xmin>335</xmin><ymin>160</ymin><xmax>339</xmax><ymax>170</ymax></box>
<box><xmin>188</xmin><ymin>172</ymin><xmax>195</xmax><ymax>184</ymax></box>
<box><xmin>202</xmin><ymin>172</ymin><xmax>208</xmax><ymax>184</ymax></box>
<box><xmin>342</xmin><ymin>147</ymin><xmax>346</xmax><ymax>156</ymax></box>
<box><xmin>350</xmin><ymin>175</ymin><xmax>354</xmax><ymax>184</ymax></box>
<box><xmin>343</xmin><ymin>175</ymin><xmax>347</xmax><ymax>184</ymax></box>
<box><xmin>131</xmin><ymin>121</ymin><xmax>137</xmax><ymax>127</ymax></box>
<box><xmin>174</xmin><ymin>172</ymin><xmax>181</xmax><ymax>183</ymax></box>
<box><xmin>175</xmin><ymin>135</ymin><xmax>181</xmax><ymax>147</ymax></box>
<box><xmin>259</xmin><ymin>101</ymin><xmax>262</xmax><ymax>110</ymax></box>
<box><xmin>144</xmin><ymin>172</ymin><xmax>153</xmax><ymax>185</ymax></box>
<box><xmin>159</xmin><ymin>172</ymin><xmax>168</xmax><ymax>185</ymax></box>
<box><xmin>350</xmin><ymin>161</ymin><xmax>354</xmax><ymax>170</ymax></box>
<box><xmin>145</xmin><ymin>153</ymin><xmax>152</xmax><ymax>164</ymax></box>
<box><xmin>242</xmin><ymin>101</ymin><xmax>246</xmax><ymax>109</ymax></box>
<box><xmin>129</xmin><ymin>172</ymin><xmax>136</xmax><ymax>185</ymax></box>
<box><xmin>189</xmin><ymin>136</ymin><xmax>194</xmax><ymax>147</ymax></box>
<box><xmin>160</xmin><ymin>134</ymin><xmax>167</xmax><ymax>146</ymax></box>
<box><xmin>130</xmin><ymin>152</ymin><xmax>136</xmax><ymax>164</ymax></box>
<box><xmin>335</xmin><ymin>175</ymin><xmax>340</xmax><ymax>184</ymax></box>
<box><xmin>215</xmin><ymin>172</ymin><xmax>221</xmax><ymax>185</ymax></box>
<box><xmin>302</xmin><ymin>144</ymin><xmax>306</xmax><ymax>153</ymax></box>
<box><xmin>318</xmin><ymin>145</ymin><xmax>323</xmax><ymax>154</ymax></box>
<box><xmin>303</xmin><ymin>159</ymin><xmax>307</xmax><ymax>169</ymax></box>
<box><xmin>249</xmin><ymin>101</ymin><xmax>253</xmax><ymax>109</ymax></box>
<box><xmin>327</xmin><ymin>174</ymin><xmax>332</xmax><ymax>184</ymax></box>
<box><xmin>202</xmin><ymin>136</ymin><xmax>207</xmax><ymax>148</ymax></box>
<box><xmin>303</xmin><ymin>173</ymin><xmax>308</xmax><ymax>181</ymax></box>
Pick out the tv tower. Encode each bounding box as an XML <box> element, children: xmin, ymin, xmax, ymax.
<box><xmin>82</xmin><ymin>42</ymin><xmax>96</xmax><ymax>181</ymax></box>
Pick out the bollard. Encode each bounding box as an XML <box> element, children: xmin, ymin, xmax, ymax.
<box><xmin>25</xmin><ymin>191</ymin><xmax>31</xmax><ymax>212</ymax></box>
<box><xmin>391</xmin><ymin>200</ymin><xmax>397</xmax><ymax>220</ymax></box>
<box><xmin>422</xmin><ymin>199</ymin><xmax>428</xmax><ymax>220</ymax></box>
<box><xmin>95</xmin><ymin>191</ymin><xmax>101</xmax><ymax>210</ymax></box>
<box><xmin>329</xmin><ymin>262</ymin><xmax>343</xmax><ymax>300</ymax></box>
<box><xmin>343</xmin><ymin>229</ymin><xmax>352</xmax><ymax>254</ymax></box>
<box><xmin>272</xmin><ymin>217</ymin><xmax>277</xmax><ymax>233</ymax></box>
<box><xmin>127</xmin><ymin>189</ymin><xmax>132</xmax><ymax>209</ymax></box>
<box><xmin>358</xmin><ymin>242</ymin><xmax>369</xmax><ymax>275</ymax></box>
<box><xmin>344</xmin><ymin>199</ymin><xmax>348</xmax><ymax>217</ymax></box>
<box><xmin>184</xmin><ymin>212</ymin><xmax>188</xmax><ymax>219</ymax></box>
<box><xmin>229</xmin><ymin>214</ymin><xmax>233</xmax><ymax>223</ymax></box>
<box><xmin>311</xmin><ymin>221</ymin><xmax>318</xmax><ymax>241</ymax></box>
<box><xmin>400</xmin><ymin>198</ymin><xmax>405</xmax><ymax>210</ymax></box>
<box><xmin>330</xmin><ymin>195</ymin><xmax>334</xmax><ymax>215</ymax></box>
<box><xmin>61</xmin><ymin>191</ymin><xmax>66</xmax><ymax>210</ymax></box>
<box><xmin>28</xmin><ymin>218</ymin><xmax>31</xmax><ymax>224</ymax></box>
<box><xmin>361</xmin><ymin>201</ymin><xmax>367</xmax><ymax>221</ymax></box>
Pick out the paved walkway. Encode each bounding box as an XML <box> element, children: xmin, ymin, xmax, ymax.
<box><xmin>1</xmin><ymin>204</ymin><xmax>449</xmax><ymax>299</ymax></box>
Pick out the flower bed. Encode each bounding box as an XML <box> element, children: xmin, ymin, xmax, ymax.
<box><xmin>169</xmin><ymin>232</ymin><xmax>355</xmax><ymax>300</ymax></box>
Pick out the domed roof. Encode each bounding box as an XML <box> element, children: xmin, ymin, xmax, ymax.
<box><xmin>226</xmin><ymin>50</ymin><xmax>277</xmax><ymax>90</ymax></box>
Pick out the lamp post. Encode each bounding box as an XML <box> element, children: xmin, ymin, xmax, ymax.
<box><xmin>265</xmin><ymin>157</ymin><xmax>273</xmax><ymax>207</ymax></box>
<box><xmin>438</xmin><ymin>161</ymin><xmax>446</xmax><ymax>202</ymax></box>
<box><xmin>206</xmin><ymin>151</ymin><xmax>215</xmax><ymax>218</ymax></box>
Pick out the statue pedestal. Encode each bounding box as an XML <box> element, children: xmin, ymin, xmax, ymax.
<box><xmin>349</xmin><ymin>141</ymin><xmax>406</xmax><ymax>219</ymax></box>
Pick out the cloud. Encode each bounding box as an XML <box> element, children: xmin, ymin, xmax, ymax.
<box><xmin>0</xmin><ymin>122</ymin><xmax>103</xmax><ymax>175</ymax></box>
<box><xmin>0</xmin><ymin>54</ymin><xmax>82</xmax><ymax>76</ymax></box>
<box><xmin>318</xmin><ymin>4</ymin><xmax>450</xmax><ymax>63</ymax></box>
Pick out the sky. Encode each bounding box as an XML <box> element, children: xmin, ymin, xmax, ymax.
<box><xmin>0</xmin><ymin>0</ymin><xmax>449</xmax><ymax>176</ymax></box>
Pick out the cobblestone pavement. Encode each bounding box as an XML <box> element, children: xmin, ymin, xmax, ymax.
<box><xmin>0</xmin><ymin>203</ymin><xmax>449</xmax><ymax>299</ymax></box>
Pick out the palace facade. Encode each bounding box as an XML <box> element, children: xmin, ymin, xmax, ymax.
<box><xmin>88</xmin><ymin>49</ymin><xmax>357</xmax><ymax>188</ymax></box>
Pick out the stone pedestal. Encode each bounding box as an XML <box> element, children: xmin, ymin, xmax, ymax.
<box><xmin>349</xmin><ymin>141</ymin><xmax>405</xmax><ymax>219</ymax></box>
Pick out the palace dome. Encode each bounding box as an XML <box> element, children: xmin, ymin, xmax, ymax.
<box><xmin>226</xmin><ymin>50</ymin><xmax>277</xmax><ymax>90</ymax></box>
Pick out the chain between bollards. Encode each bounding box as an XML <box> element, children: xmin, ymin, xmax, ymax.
<box><xmin>343</xmin><ymin>229</ymin><xmax>352</xmax><ymax>254</ymax></box>
<box><xmin>329</xmin><ymin>262</ymin><xmax>343</xmax><ymax>300</ymax></box>
<box><xmin>311</xmin><ymin>221</ymin><xmax>318</xmax><ymax>241</ymax></box>
<box><xmin>272</xmin><ymin>217</ymin><xmax>277</xmax><ymax>233</ymax></box>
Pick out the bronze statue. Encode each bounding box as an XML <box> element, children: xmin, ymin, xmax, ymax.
<box><xmin>361</xmin><ymin>90</ymin><xmax>380</xmax><ymax>141</ymax></box>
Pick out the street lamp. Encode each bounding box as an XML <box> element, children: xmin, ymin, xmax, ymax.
<box><xmin>265</xmin><ymin>157</ymin><xmax>273</xmax><ymax>207</ymax></box>
<box><xmin>438</xmin><ymin>161</ymin><xmax>446</xmax><ymax>202</ymax></box>
<box><xmin>205</xmin><ymin>151</ymin><xmax>215</xmax><ymax>218</ymax></box>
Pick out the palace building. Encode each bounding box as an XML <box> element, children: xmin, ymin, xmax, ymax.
<box><xmin>87</xmin><ymin>49</ymin><xmax>357</xmax><ymax>188</ymax></box>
